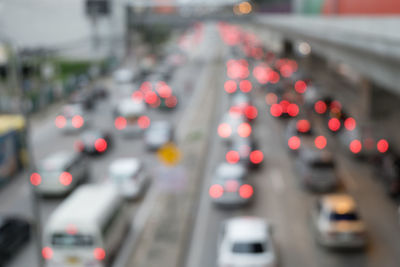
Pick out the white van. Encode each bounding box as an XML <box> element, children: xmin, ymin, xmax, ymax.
<box><xmin>42</xmin><ymin>184</ymin><xmax>129</xmax><ymax>267</ymax></box>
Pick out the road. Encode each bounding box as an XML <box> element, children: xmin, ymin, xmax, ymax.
<box><xmin>185</xmin><ymin>23</ymin><xmax>400</xmax><ymax>267</ymax></box>
<box><xmin>1</xmin><ymin>21</ymin><xmax>400</xmax><ymax>267</ymax></box>
<box><xmin>0</xmin><ymin>25</ymin><xmax>204</xmax><ymax>267</ymax></box>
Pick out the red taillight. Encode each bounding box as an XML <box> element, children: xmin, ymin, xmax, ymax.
<box><xmin>145</xmin><ymin>91</ymin><xmax>158</xmax><ymax>105</ymax></box>
<box><xmin>239</xmin><ymin>80</ymin><xmax>252</xmax><ymax>93</ymax></box>
<box><xmin>157</xmin><ymin>84</ymin><xmax>172</xmax><ymax>99</ymax></box>
<box><xmin>239</xmin><ymin>184</ymin><xmax>253</xmax><ymax>199</ymax></box>
<box><xmin>114</xmin><ymin>117</ymin><xmax>127</xmax><ymax>130</ymax></box>
<box><xmin>295</xmin><ymin>80</ymin><xmax>307</xmax><ymax>94</ymax></box>
<box><xmin>209</xmin><ymin>184</ymin><xmax>224</xmax><ymax>199</ymax></box>
<box><xmin>94</xmin><ymin>248</ymin><xmax>106</xmax><ymax>261</ymax></box>
<box><xmin>237</xmin><ymin>122</ymin><xmax>252</xmax><ymax>138</ymax></box>
<box><xmin>42</xmin><ymin>247</ymin><xmax>53</xmax><ymax>259</ymax></box>
<box><xmin>244</xmin><ymin>105</ymin><xmax>258</xmax><ymax>120</ymax></box>
<box><xmin>55</xmin><ymin>115</ymin><xmax>66</xmax><ymax>128</ymax></box>
<box><xmin>165</xmin><ymin>95</ymin><xmax>177</xmax><ymax>108</ymax></box>
<box><xmin>288</xmin><ymin>136</ymin><xmax>301</xmax><ymax>150</ymax></box>
<box><xmin>138</xmin><ymin>116</ymin><xmax>150</xmax><ymax>129</ymax></box>
<box><xmin>377</xmin><ymin>139</ymin><xmax>389</xmax><ymax>153</ymax></box>
<box><xmin>131</xmin><ymin>91</ymin><xmax>143</xmax><ymax>102</ymax></box>
<box><xmin>224</xmin><ymin>80</ymin><xmax>237</xmax><ymax>94</ymax></box>
<box><xmin>59</xmin><ymin>172</ymin><xmax>73</xmax><ymax>186</ymax></box>
<box><xmin>315</xmin><ymin>136</ymin><xmax>327</xmax><ymax>150</ymax></box>
<box><xmin>314</xmin><ymin>101</ymin><xmax>327</xmax><ymax>114</ymax></box>
<box><xmin>350</xmin><ymin>140</ymin><xmax>362</xmax><ymax>154</ymax></box>
<box><xmin>250</xmin><ymin>150</ymin><xmax>263</xmax><ymax>164</ymax></box>
<box><xmin>72</xmin><ymin>115</ymin><xmax>84</xmax><ymax>128</ymax></box>
<box><xmin>265</xmin><ymin>93</ymin><xmax>277</xmax><ymax>105</ymax></box>
<box><xmin>74</xmin><ymin>141</ymin><xmax>84</xmax><ymax>152</ymax></box>
<box><xmin>95</xmin><ymin>138</ymin><xmax>107</xmax><ymax>152</ymax></box>
<box><xmin>287</xmin><ymin>103</ymin><xmax>299</xmax><ymax>117</ymax></box>
<box><xmin>344</xmin><ymin>117</ymin><xmax>356</xmax><ymax>131</ymax></box>
<box><xmin>270</xmin><ymin>104</ymin><xmax>283</xmax><ymax>117</ymax></box>
<box><xmin>226</xmin><ymin>150</ymin><xmax>240</xmax><ymax>164</ymax></box>
<box><xmin>218</xmin><ymin>123</ymin><xmax>232</xmax><ymax>138</ymax></box>
<box><xmin>297</xmin><ymin>119</ymin><xmax>310</xmax><ymax>133</ymax></box>
<box><xmin>328</xmin><ymin>118</ymin><xmax>341</xmax><ymax>132</ymax></box>
<box><xmin>30</xmin><ymin>173</ymin><xmax>41</xmax><ymax>186</ymax></box>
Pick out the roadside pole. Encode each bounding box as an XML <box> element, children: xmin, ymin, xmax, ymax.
<box><xmin>11</xmin><ymin>45</ymin><xmax>44</xmax><ymax>267</ymax></box>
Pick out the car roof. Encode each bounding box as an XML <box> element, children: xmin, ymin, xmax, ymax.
<box><xmin>109</xmin><ymin>158</ymin><xmax>141</xmax><ymax>175</ymax></box>
<box><xmin>225</xmin><ymin>217</ymin><xmax>269</xmax><ymax>241</ymax></box>
<box><xmin>299</xmin><ymin>146</ymin><xmax>333</xmax><ymax>163</ymax></box>
<box><xmin>118</xmin><ymin>98</ymin><xmax>145</xmax><ymax>115</ymax></box>
<box><xmin>321</xmin><ymin>194</ymin><xmax>357</xmax><ymax>213</ymax></box>
<box><xmin>215</xmin><ymin>163</ymin><xmax>246</xmax><ymax>180</ymax></box>
<box><xmin>40</xmin><ymin>151</ymin><xmax>76</xmax><ymax>170</ymax></box>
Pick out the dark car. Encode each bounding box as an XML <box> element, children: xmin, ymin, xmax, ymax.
<box><xmin>374</xmin><ymin>152</ymin><xmax>400</xmax><ymax>199</ymax></box>
<box><xmin>69</xmin><ymin>90</ymin><xmax>95</xmax><ymax>110</ymax></box>
<box><xmin>0</xmin><ymin>216</ymin><xmax>31</xmax><ymax>264</ymax></box>
<box><xmin>75</xmin><ymin>130</ymin><xmax>113</xmax><ymax>155</ymax></box>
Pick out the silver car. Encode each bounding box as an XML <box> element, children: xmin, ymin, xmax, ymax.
<box><xmin>311</xmin><ymin>194</ymin><xmax>367</xmax><ymax>249</ymax></box>
<box><xmin>295</xmin><ymin>147</ymin><xmax>338</xmax><ymax>192</ymax></box>
<box><xmin>209</xmin><ymin>163</ymin><xmax>253</xmax><ymax>206</ymax></box>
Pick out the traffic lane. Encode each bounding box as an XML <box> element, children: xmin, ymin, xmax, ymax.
<box><xmin>5</xmin><ymin>44</ymin><xmax>205</xmax><ymax>267</ymax></box>
<box><xmin>254</xmin><ymin>90</ymin><xmax>400</xmax><ymax>266</ymax></box>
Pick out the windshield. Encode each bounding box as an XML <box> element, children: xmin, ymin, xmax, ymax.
<box><xmin>232</xmin><ymin>242</ymin><xmax>266</xmax><ymax>254</ymax></box>
<box><xmin>52</xmin><ymin>233</ymin><xmax>94</xmax><ymax>247</ymax></box>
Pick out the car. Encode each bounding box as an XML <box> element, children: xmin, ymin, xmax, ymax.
<box><xmin>217</xmin><ymin>217</ymin><xmax>277</xmax><ymax>267</ymax></box>
<box><xmin>295</xmin><ymin>146</ymin><xmax>338</xmax><ymax>192</ymax></box>
<box><xmin>218</xmin><ymin>112</ymin><xmax>247</xmax><ymax>144</ymax></box>
<box><xmin>113</xmin><ymin>68</ymin><xmax>134</xmax><ymax>84</ymax></box>
<box><xmin>32</xmin><ymin>151</ymin><xmax>89</xmax><ymax>196</ymax></box>
<box><xmin>311</xmin><ymin>194</ymin><xmax>367</xmax><ymax>249</ymax></box>
<box><xmin>113</xmin><ymin>98</ymin><xmax>147</xmax><ymax>137</ymax></box>
<box><xmin>55</xmin><ymin>104</ymin><xmax>88</xmax><ymax>133</ymax></box>
<box><xmin>75</xmin><ymin>130</ymin><xmax>112</xmax><ymax>155</ymax></box>
<box><xmin>144</xmin><ymin>121</ymin><xmax>173</xmax><ymax>150</ymax></box>
<box><xmin>209</xmin><ymin>163</ymin><xmax>253</xmax><ymax>206</ymax></box>
<box><xmin>107</xmin><ymin>158</ymin><xmax>149</xmax><ymax>199</ymax></box>
<box><xmin>69</xmin><ymin>90</ymin><xmax>95</xmax><ymax>110</ymax></box>
<box><xmin>226</xmin><ymin>136</ymin><xmax>263</xmax><ymax>169</ymax></box>
<box><xmin>373</xmin><ymin>151</ymin><xmax>400</xmax><ymax>198</ymax></box>
<box><xmin>0</xmin><ymin>216</ymin><xmax>31</xmax><ymax>265</ymax></box>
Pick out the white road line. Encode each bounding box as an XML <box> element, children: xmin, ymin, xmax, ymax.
<box><xmin>270</xmin><ymin>168</ymin><xmax>285</xmax><ymax>193</ymax></box>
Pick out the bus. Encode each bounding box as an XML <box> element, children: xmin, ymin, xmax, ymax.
<box><xmin>0</xmin><ymin>114</ymin><xmax>28</xmax><ymax>182</ymax></box>
<box><xmin>42</xmin><ymin>184</ymin><xmax>129</xmax><ymax>267</ymax></box>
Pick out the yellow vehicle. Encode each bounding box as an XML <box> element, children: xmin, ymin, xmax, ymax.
<box><xmin>0</xmin><ymin>114</ymin><xmax>28</xmax><ymax>181</ymax></box>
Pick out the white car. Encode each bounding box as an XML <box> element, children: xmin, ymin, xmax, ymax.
<box><xmin>107</xmin><ymin>158</ymin><xmax>149</xmax><ymax>199</ymax></box>
<box><xmin>144</xmin><ymin>121</ymin><xmax>173</xmax><ymax>150</ymax></box>
<box><xmin>55</xmin><ymin>104</ymin><xmax>88</xmax><ymax>133</ymax></box>
<box><xmin>113</xmin><ymin>68</ymin><xmax>134</xmax><ymax>84</ymax></box>
<box><xmin>113</xmin><ymin>98</ymin><xmax>147</xmax><ymax>137</ymax></box>
<box><xmin>217</xmin><ymin>217</ymin><xmax>277</xmax><ymax>267</ymax></box>
<box><xmin>311</xmin><ymin>194</ymin><xmax>367</xmax><ymax>248</ymax></box>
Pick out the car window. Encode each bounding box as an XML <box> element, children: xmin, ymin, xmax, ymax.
<box><xmin>231</xmin><ymin>242</ymin><xmax>266</xmax><ymax>253</ymax></box>
<box><xmin>52</xmin><ymin>233</ymin><xmax>94</xmax><ymax>247</ymax></box>
<box><xmin>329</xmin><ymin>212</ymin><xmax>359</xmax><ymax>221</ymax></box>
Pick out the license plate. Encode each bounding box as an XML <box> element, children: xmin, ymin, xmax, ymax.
<box><xmin>67</xmin><ymin>257</ymin><xmax>80</xmax><ymax>265</ymax></box>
